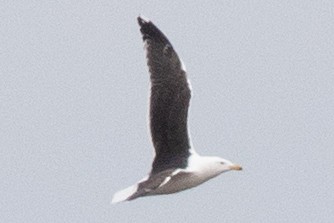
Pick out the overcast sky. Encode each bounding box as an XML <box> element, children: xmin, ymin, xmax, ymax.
<box><xmin>1</xmin><ymin>1</ymin><xmax>334</xmax><ymax>222</ymax></box>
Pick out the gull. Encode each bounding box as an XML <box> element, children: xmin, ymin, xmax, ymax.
<box><xmin>112</xmin><ymin>16</ymin><xmax>242</xmax><ymax>203</ymax></box>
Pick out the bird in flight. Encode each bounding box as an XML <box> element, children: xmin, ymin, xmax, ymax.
<box><xmin>112</xmin><ymin>16</ymin><xmax>242</xmax><ymax>203</ymax></box>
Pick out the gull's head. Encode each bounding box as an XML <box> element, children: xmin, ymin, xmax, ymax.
<box><xmin>188</xmin><ymin>154</ymin><xmax>242</xmax><ymax>177</ymax></box>
<box><xmin>213</xmin><ymin>157</ymin><xmax>242</xmax><ymax>173</ymax></box>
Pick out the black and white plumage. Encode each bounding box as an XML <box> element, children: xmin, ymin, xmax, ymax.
<box><xmin>112</xmin><ymin>16</ymin><xmax>242</xmax><ymax>203</ymax></box>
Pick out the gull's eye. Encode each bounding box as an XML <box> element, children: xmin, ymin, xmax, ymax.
<box><xmin>220</xmin><ymin>162</ymin><xmax>225</xmax><ymax>165</ymax></box>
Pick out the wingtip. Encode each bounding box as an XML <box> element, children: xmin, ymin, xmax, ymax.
<box><xmin>137</xmin><ymin>15</ymin><xmax>150</xmax><ymax>26</ymax></box>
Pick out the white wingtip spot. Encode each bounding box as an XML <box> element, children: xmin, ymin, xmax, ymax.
<box><xmin>138</xmin><ymin>14</ymin><xmax>150</xmax><ymax>23</ymax></box>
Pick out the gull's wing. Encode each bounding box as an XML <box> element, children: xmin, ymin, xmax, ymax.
<box><xmin>137</xmin><ymin>17</ymin><xmax>192</xmax><ymax>174</ymax></box>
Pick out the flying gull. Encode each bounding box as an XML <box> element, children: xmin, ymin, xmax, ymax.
<box><xmin>112</xmin><ymin>16</ymin><xmax>242</xmax><ymax>203</ymax></box>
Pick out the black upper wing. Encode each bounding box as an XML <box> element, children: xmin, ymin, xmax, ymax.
<box><xmin>137</xmin><ymin>17</ymin><xmax>192</xmax><ymax>174</ymax></box>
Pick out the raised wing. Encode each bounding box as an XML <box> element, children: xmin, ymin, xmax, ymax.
<box><xmin>137</xmin><ymin>17</ymin><xmax>192</xmax><ymax>174</ymax></box>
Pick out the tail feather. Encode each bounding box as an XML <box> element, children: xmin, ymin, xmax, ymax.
<box><xmin>112</xmin><ymin>184</ymin><xmax>138</xmax><ymax>204</ymax></box>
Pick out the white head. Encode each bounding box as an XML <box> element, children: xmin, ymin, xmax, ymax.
<box><xmin>211</xmin><ymin>156</ymin><xmax>242</xmax><ymax>173</ymax></box>
<box><xmin>188</xmin><ymin>154</ymin><xmax>242</xmax><ymax>179</ymax></box>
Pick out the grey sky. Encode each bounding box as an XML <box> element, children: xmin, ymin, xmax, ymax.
<box><xmin>1</xmin><ymin>1</ymin><xmax>334</xmax><ymax>222</ymax></box>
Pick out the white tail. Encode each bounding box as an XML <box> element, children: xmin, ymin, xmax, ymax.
<box><xmin>112</xmin><ymin>184</ymin><xmax>138</xmax><ymax>204</ymax></box>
